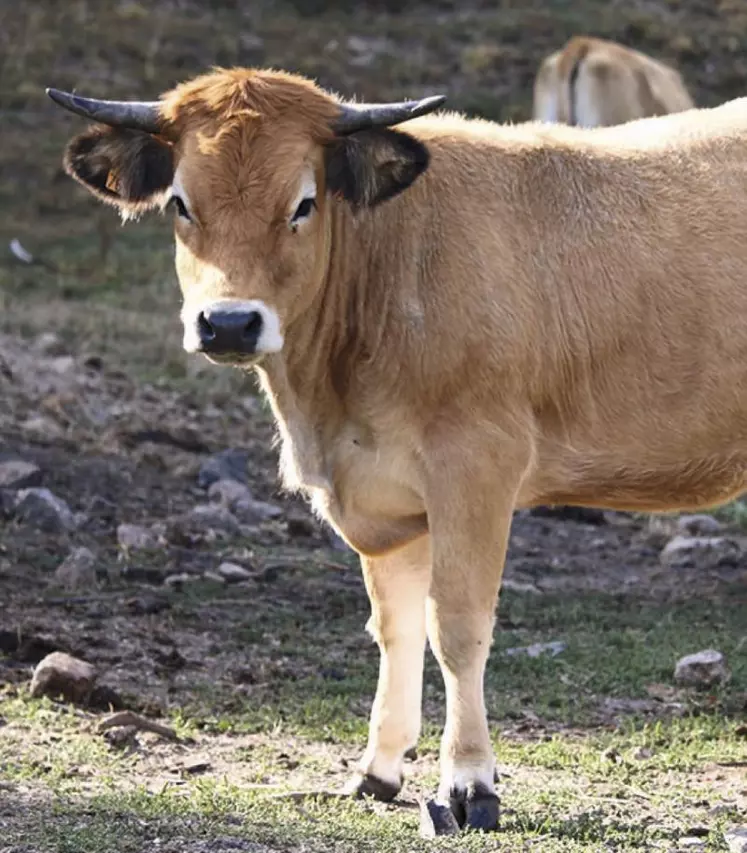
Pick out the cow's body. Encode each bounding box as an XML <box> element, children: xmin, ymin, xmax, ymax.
<box><xmin>49</xmin><ymin>69</ymin><xmax>747</xmax><ymax>834</ymax></box>
<box><xmin>533</xmin><ymin>36</ymin><xmax>694</xmax><ymax>127</ymax></box>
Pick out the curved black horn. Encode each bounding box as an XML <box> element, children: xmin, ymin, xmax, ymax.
<box><xmin>46</xmin><ymin>88</ymin><xmax>163</xmax><ymax>133</ymax></box>
<box><xmin>333</xmin><ymin>94</ymin><xmax>446</xmax><ymax>136</ymax></box>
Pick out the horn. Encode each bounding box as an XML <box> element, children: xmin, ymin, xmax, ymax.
<box><xmin>46</xmin><ymin>88</ymin><xmax>163</xmax><ymax>133</ymax></box>
<box><xmin>333</xmin><ymin>94</ymin><xmax>446</xmax><ymax>136</ymax></box>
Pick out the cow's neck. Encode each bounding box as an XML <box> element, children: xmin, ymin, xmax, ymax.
<box><xmin>256</xmin><ymin>197</ymin><xmax>420</xmax><ymax>493</ymax></box>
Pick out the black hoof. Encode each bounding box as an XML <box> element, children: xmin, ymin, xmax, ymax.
<box><xmin>347</xmin><ymin>772</ymin><xmax>401</xmax><ymax>803</ymax></box>
<box><xmin>449</xmin><ymin>782</ymin><xmax>501</xmax><ymax>832</ymax></box>
<box><xmin>419</xmin><ymin>799</ymin><xmax>460</xmax><ymax>838</ymax></box>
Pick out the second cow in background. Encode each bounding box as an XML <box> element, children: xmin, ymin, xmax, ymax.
<box><xmin>533</xmin><ymin>36</ymin><xmax>694</xmax><ymax>127</ymax></box>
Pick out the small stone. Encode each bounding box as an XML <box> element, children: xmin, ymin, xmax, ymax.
<box><xmin>501</xmin><ymin>579</ymin><xmax>542</xmax><ymax>595</ymax></box>
<box><xmin>20</xmin><ymin>415</ymin><xmax>64</xmax><ymax>440</ymax></box>
<box><xmin>217</xmin><ymin>562</ymin><xmax>254</xmax><ymax>582</ymax></box>
<box><xmin>15</xmin><ymin>488</ymin><xmax>76</xmax><ymax>532</ymax></box>
<box><xmin>208</xmin><ymin>478</ymin><xmax>254</xmax><ymax>509</ymax></box>
<box><xmin>632</xmin><ymin>746</ymin><xmax>653</xmax><ymax>760</ymax></box>
<box><xmin>678</xmin><ymin>838</ymin><xmax>706</xmax><ymax>850</ymax></box>
<box><xmin>660</xmin><ymin>535</ymin><xmax>732</xmax><ymax>566</ymax></box>
<box><xmin>164</xmin><ymin>572</ymin><xmax>201</xmax><ymax>587</ymax></box>
<box><xmin>164</xmin><ymin>505</ymin><xmax>241</xmax><ymax>546</ymax></box>
<box><xmin>674</xmin><ymin>649</ymin><xmax>730</xmax><ymax>688</ymax></box>
<box><xmin>233</xmin><ymin>499</ymin><xmax>283</xmax><ymax>525</ymax></box>
<box><xmin>505</xmin><ymin>640</ymin><xmax>566</xmax><ymax>658</ymax></box>
<box><xmin>34</xmin><ymin>332</ymin><xmax>66</xmax><ymax>356</ymax></box>
<box><xmin>117</xmin><ymin>523</ymin><xmax>157</xmax><ymax>551</ymax></box>
<box><xmin>53</xmin><ymin>547</ymin><xmax>96</xmax><ymax>590</ymax></box>
<box><xmin>188</xmin><ymin>504</ymin><xmax>242</xmax><ymax>533</ymax></box>
<box><xmin>202</xmin><ymin>571</ymin><xmax>227</xmax><ymax>584</ymax></box>
<box><xmin>677</xmin><ymin>514</ymin><xmax>723</xmax><ymax>536</ymax></box>
<box><xmin>30</xmin><ymin>652</ymin><xmax>97</xmax><ymax>705</ymax></box>
<box><xmin>197</xmin><ymin>448</ymin><xmax>250</xmax><ymax>488</ymax></box>
<box><xmin>724</xmin><ymin>827</ymin><xmax>747</xmax><ymax>853</ymax></box>
<box><xmin>0</xmin><ymin>459</ymin><xmax>41</xmax><ymax>489</ymax></box>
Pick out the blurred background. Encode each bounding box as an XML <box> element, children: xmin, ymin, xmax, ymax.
<box><xmin>2</xmin><ymin>0</ymin><xmax>746</xmax><ymax>387</ymax></box>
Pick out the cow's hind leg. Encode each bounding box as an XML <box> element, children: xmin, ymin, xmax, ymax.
<box><xmin>346</xmin><ymin>535</ymin><xmax>431</xmax><ymax>801</ymax></box>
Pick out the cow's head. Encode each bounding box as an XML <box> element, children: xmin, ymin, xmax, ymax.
<box><xmin>48</xmin><ymin>70</ymin><xmax>445</xmax><ymax>366</ymax></box>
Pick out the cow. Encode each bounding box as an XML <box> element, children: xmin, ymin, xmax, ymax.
<box><xmin>47</xmin><ymin>68</ymin><xmax>747</xmax><ymax>835</ymax></box>
<box><xmin>533</xmin><ymin>36</ymin><xmax>694</xmax><ymax>128</ymax></box>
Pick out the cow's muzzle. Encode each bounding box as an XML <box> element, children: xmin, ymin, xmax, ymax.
<box><xmin>184</xmin><ymin>300</ymin><xmax>284</xmax><ymax>364</ymax></box>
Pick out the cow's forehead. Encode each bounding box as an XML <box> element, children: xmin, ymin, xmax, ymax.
<box><xmin>174</xmin><ymin>118</ymin><xmax>321</xmax><ymax>213</ymax></box>
<box><xmin>160</xmin><ymin>67</ymin><xmax>340</xmax><ymax>142</ymax></box>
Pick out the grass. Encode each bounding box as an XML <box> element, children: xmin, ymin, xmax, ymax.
<box><xmin>2</xmin><ymin>586</ymin><xmax>745</xmax><ymax>851</ymax></box>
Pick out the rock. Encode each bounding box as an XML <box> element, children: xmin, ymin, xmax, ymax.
<box><xmin>632</xmin><ymin>746</ymin><xmax>653</xmax><ymax>760</ymax></box>
<box><xmin>164</xmin><ymin>505</ymin><xmax>241</xmax><ymax>546</ymax></box>
<box><xmin>15</xmin><ymin>488</ymin><xmax>76</xmax><ymax>532</ymax></box>
<box><xmin>208</xmin><ymin>478</ymin><xmax>254</xmax><ymax>508</ymax></box>
<box><xmin>233</xmin><ymin>499</ymin><xmax>283</xmax><ymax>525</ymax></box>
<box><xmin>197</xmin><ymin>448</ymin><xmax>250</xmax><ymax>488</ymax></box>
<box><xmin>217</xmin><ymin>562</ymin><xmax>254</xmax><ymax>582</ymax></box>
<box><xmin>20</xmin><ymin>415</ymin><xmax>64</xmax><ymax>440</ymax></box>
<box><xmin>164</xmin><ymin>572</ymin><xmax>201</xmax><ymax>587</ymax></box>
<box><xmin>0</xmin><ymin>459</ymin><xmax>41</xmax><ymax>489</ymax></box>
<box><xmin>724</xmin><ymin>827</ymin><xmax>747</xmax><ymax>853</ymax></box>
<box><xmin>30</xmin><ymin>652</ymin><xmax>96</xmax><ymax>704</ymax></box>
<box><xmin>34</xmin><ymin>332</ymin><xmax>66</xmax><ymax>356</ymax></box>
<box><xmin>501</xmin><ymin>579</ymin><xmax>542</xmax><ymax>595</ymax></box>
<box><xmin>505</xmin><ymin>640</ymin><xmax>566</xmax><ymax>658</ymax></box>
<box><xmin>660</xmin><ymin>535</ymin><xmax>735</xmax><ymax>567</ymax></box>
<box><xmin>53</xmin><ymin>547</ymin><xmax>97</xmax><ymax>590</ymax></box>
<box><xmin>674</xmin><ymin>649</ymin><xmax>730</xmax><ymax>688</ymax></box>
<box><xmin>677</xmin><ymin>513</ymin><xmax>723</xmax><ymax>536</ymax></box>
<box><xmin>117</xmin><ymin>523</ymin><xmax>158</xmax><ymax>551</ymax></box>
<box><xmin>202</xmin><ymin>570</ymin><xmax>227</xmax><ymax>584</ymax></box>
<box><xmin>208</xmin><ymin>479</ymin><xmax>282</xmax><ymax>524</ymax></box>
<box><xmin>677</xmin><ymin>838</ymin><xmax>706</xmax><ymax>850</ymax></box>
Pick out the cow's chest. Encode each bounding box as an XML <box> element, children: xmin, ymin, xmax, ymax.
<box><xmin>279</xmin><ymin>416</ymin><xmax>428</xmax><ymax>556</ymax></box>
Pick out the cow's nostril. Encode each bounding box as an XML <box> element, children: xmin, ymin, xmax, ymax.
<box><xmin>243</xmin><ymin>311</ymin><xmax>263</xmax><ymax>343</ymax></box>
<box><xmin>197</xmin><ymin>311</ymin><xmax>216</xmax><ymax>343</ymax></box>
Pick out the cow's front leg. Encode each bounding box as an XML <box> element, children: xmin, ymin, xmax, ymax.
<box><xmin>346</xmin><ymin>534</ymin><xmax>431</xmax><ymax>801</ymax></box>
<box><xmin>422</xmin><ymin>436</ymin><xmax>530</xmax><ymax>833</ymax></box>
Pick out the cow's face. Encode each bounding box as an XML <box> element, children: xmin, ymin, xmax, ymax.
<box><xmin>55</xmin><ymin>70</ymin><xmax>441</xmax><ymax>367</ymax></box>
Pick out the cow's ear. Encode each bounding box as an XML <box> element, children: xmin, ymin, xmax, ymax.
<box><xmin>63</xmin><ymin>125</ymin><xmax>173</xmax><ymax>217</ymax></box>
<box><xmin>325</xmin><ymin>127</ymin><xmax>430</xmax><ymax>209</ymax></box>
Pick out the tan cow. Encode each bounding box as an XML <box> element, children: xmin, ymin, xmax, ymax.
<box><xmin>48</xmin><ymin>69</ymin><xmax>747</xmax><ymax>835</ymax></box>
<box><xmin>533</xmin><ymin>36</ymin><xmax>694</xmax><ymax>127</ymax></box>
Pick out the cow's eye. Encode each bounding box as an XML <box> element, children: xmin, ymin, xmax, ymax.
<box><xmin>169</xmin><ymin>195</ymin><xmax>192</xmax><ymax>223</ymax></box>
<box><xmin>291</xmin><ymin>196</ymin><xmax>316</xmax><ymax>226</ymax></box>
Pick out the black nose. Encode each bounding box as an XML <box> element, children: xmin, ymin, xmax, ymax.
<box><xmin>196</xmin><ymin>304</ymin><xmax>264</xmax><ymax>355</ymax></box>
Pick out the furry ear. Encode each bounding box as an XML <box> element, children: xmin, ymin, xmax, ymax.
<box><xmin>63</xmin><ymin>126</ymin><xmax>174</xmax><ymax>216</ymax></box>
<box><xmin>325</xmin><ymin>127</ymin><xmax>430</xmax><ymax>209</ymax></box>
